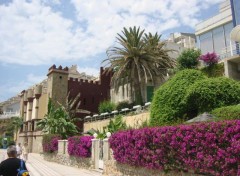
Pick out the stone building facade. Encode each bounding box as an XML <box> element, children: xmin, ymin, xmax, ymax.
<box><xmin>18</xmin><ymin>65</ymin><xmax>112</xmax><ymax>153</ymax></box>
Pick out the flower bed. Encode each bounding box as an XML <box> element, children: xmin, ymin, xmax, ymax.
<box><xmin>68</xmin><ymin>136</ymin><xmax>93</xmax><ymax>158</ymax></box>
<box><xmin>42</xmin><ymin>134</ymin><xmax>61</xmax><ymax>153</ymax></box>
<box><xmin>109</xmin><ymin>120</ymin><xmax>240</xmax><ymax>175</ymax></box>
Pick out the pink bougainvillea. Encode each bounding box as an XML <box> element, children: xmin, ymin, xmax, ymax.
<box><xmin>109</xmin><ymin>120</ymin><xmax>240</xmax><ymax>176</ymax></box>
<box><xmin>199</xmin><ymin>52</ymin><xmax>219</xmax><ymax>66</ymax></box>
<box><xmin>68</xmin><ymin>136</ymin><xmax>93</xmax><ymax>158</ymax></box>
<box><xmin>42</xmin><ymin>135</ymin><xmax>61</xmax><ymax>153</ymax></box>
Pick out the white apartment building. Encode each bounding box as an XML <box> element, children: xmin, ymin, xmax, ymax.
<box><xmin>196</xmin><ymin>0</ymin><xmax>240</xmax><ymax>81</ymax></box>
<box><xmin>0</xmin><ymin>96</ymin><xmax>20</xmax><ymax>119</ymax></box>
<box><xmin>196</xmin><ymin>0</ymin><xmax>234</xmax><ymax>59</ymax></box>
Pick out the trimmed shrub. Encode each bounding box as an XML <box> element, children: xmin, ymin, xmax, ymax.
<box><xmin>116</xmin><ymin>101</ymin><xmax>134</xmax><ymax>111</ymax></box>
<box><xmin>212</xmin><ymin>104</ymin><xmax>240</xmax><ymax>121</ymax></box>
<box><xmin>42</xmin><ymin>134</ymin><xmax>61</xmax><ymax>153</ymax></box>
<box><xmin>184</xmin><ymin>77</ymin><xmax>240</xmax><ymax>113</ymax></box>
<box><xmin>109</xmin><ymin>120</ymin><xmax>240</xmax><ymax>175</ymax></box>
<box><xmin>98</xmin><ymin>100</ymin><xmax>116</xmax><ymax>113</ymax></box>
<box><xmin>177</xmin><ymin>48</ymin><xmax>201</xmax><ymax>70</ymax></box>
<box><xmin>68</xmin><ymin>136</ymin><xmax>93</xmax><ymax>158</ymax></box>
<box><xmin>150</xmin><ymin>69</ymin><xmax>206</xmax><ymax>126</ymax></box>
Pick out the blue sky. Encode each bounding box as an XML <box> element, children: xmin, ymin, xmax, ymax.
<box><xmin>0</xmin><ymin>0</ymin><xmax>224</xmax><ymax>102</ymax></box>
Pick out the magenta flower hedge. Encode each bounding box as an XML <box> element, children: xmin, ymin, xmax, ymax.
<box><xmin>109</xmin><ymin>120</ymin><xmax>240</xmax><ymax>176</ymax></box>
<box><xmin>42</xmin><ymin>134</ymin><xmax>61</xmax><ymax>153</ymax></box>
<box><xmin>68</xmin><ymin>136</ymin><xmax>93</xmax><ymax>158</ymax></box>
<box><xmin>199</xmin><ymin>52</ymin><xmax>219</xmax><ymax>65</ymax></box>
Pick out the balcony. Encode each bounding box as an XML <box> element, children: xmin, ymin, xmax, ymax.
<box><xmin>0</xmin><ymin>111</ymin><xmax>20</xmax><ymax>119</ymax></box>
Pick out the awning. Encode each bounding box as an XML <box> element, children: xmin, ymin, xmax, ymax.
<box><xmin>230</xmin><ymin>25</ymin><xmax>240</xmax><ymax>42</ymax></box>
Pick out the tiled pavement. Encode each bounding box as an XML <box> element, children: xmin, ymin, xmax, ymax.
<box><xmin>0</xmin><ymin>149</ymin><xmax>102</xmax><ymax>176</ymax></box>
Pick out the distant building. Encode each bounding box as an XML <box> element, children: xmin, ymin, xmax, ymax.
<box><xmin>168</xmin><ymin>32</ymin><xmax>196</xmax><ymax>49</ymax></box>
<box><xmin>0</xmin><ymin>96</ymin><xmax>20</xmax><ymax>119</ymax></box>
<box><xmin>195</xmin><ymin>0</ymin><xmax>234</xmax><ymax>59</ymax></box>
<box><xmin>0</xmin><ymin>96</ymin><xmax>20</xmax><ymax>138</ymax></box>
<box><xmin>18</xmin><ymin>65</ymin><xmax>112</xmax><ymax>153</ymax></box>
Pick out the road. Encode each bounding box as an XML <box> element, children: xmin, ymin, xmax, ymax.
<box><xmin>0</xmin><ymin>149</ymin><xmax>102</xmax><ymax>176</ymax></box>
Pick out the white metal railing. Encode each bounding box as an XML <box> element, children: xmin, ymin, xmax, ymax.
<box><xmin>219</xmin><ymin>43</ymin><xmax>240</xmax><ymax>60</ymax></box>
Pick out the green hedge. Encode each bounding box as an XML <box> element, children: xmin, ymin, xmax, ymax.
<box><xmin>211</xmin><ymin>104</ymin><xmax>240</xmax><ymax>121</ymax></box>
<box><xmin>150</xmin><ymin>69</ymin><xmax>207</xmax><ymax>126</ymax></box>
<box><xmin>184</xmin><ymin>77</ymin><xmax>240</xmax><ymax>113</ymax></box>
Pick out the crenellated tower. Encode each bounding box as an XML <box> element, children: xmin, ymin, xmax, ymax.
<box><xmin>47</xmin><ymin>65</ymin><xmax>69</xmax><ymax>107</ymax></box>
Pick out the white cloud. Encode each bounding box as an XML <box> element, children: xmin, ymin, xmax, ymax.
<box><xmin>0</xmin><ymin>73</ymin><xmax>46</xmax><ymax>102</ymax></box>
<box><xmin>0</xmin><ymin>0</ymin><xmax>224</xmax><ymax>66</ymax></box>
<box><xmin>77</xmin><ymin>66</ymin><xmax>99</xmax><ymax>77</ymax></box>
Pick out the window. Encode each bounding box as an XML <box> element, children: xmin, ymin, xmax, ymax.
<box><xmin>199</xmin><ymin>31</ymin><xmax>213</xmax><ymax>54</ymax></box>
<box><xmin>224</xmin><ymin>23</ymin><xmax>233</xmax><ymax>47</ymax></box>
<box><xmin>213</xmin><ymin>26</ymin><xmax>224</xmax><ymax>54</ymax></box>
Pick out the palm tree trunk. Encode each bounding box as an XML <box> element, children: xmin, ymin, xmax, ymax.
<box><xmin>134</xmin><ymin>77</ymin><xmax>143</xmax><ymax>105</ymax></box>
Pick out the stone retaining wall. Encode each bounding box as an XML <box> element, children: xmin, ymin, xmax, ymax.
<box><xmin>84</xmin><ymin>112</ymin><xmax>150</xmax><ymax>132</ymax></box>
<box><xmin>103</xmin><ymin>159</ymin><xmax>202</xmax><ymax>176</ymax></box>
<box><xmin>43</xmin><ymin>153</ymin><xmax>92</xmax><ymax>170</ymax></box>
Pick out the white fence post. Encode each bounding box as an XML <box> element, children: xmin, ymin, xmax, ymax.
<box><xmin>103</xmin><ymin>138</ymin><xmax>110</xmax><ymax>161</ymax></box>
<box><xmin>58</xmin><ymin>140</ymin><xmax>68</xmax><ymax>155</ymax></box>
<box><xmin>91</xmin><ymin>138</ymin><xmax>100</xmax><ymax>169</ymax></box>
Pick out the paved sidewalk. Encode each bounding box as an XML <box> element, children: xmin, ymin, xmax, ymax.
<box><xmin>0</xmin><ymin>149</ymin><xmax>102</xmax><ymax>176</ymax></box>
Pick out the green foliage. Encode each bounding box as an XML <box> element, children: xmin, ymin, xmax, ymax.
<box><xmin>201</xmin><ymin>63</ymin><xmax>224</xmax><ymax>77</ymax></box>
<box><xmin>98</xmin><ymin>100</ymin><xmax>116</xmax><ymax>113</ymax></box>
<box><xmin>37</xmin><ymin>99</ymin><xmax>78</xmax><ymax>139</ymax></box>
<box><xmin>5</xmin><ymin>116</ymin><xmax>23</xmax><ymax>141</ymax></box>
<box><xmin>184</xmin><ymin>77</ymin><xmax>240</xmax><ymax>113</ymax></box>
<box><xmin>96</xmin><ymin>115</ymin><xmax>127</xmax><ymax>139</ymax></box>
<box><xmin>106</xmin><ymin>115</ymin><xmax>127</xmax><ymax>134</ymax></box>
<box><xmin>177</xmin><ymin>49</ymin><xmax>201</xmax><ymax>70</ymax></box>
<box><xmin>150</xmin><ymin>69</ymin><xmax>207</xmax><ymax>126</ymax></box>
<box><xmin>116</xmin><ymin>101</ymin><xmax>133</xmax><ymax>111</ymax></box>
<box><xmin>211</xmin><ymin>105</ymin><xmax>240</xmax><ymax>121</ymax></box>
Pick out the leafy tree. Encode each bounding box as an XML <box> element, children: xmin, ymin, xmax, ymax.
<box><xmin>177</xmin><ymin>48</ymin><xmax>201</xmax><ymax>70</ymax></box>
<box><xmin>103</xmin><ymin>26</ymin><xmax>176</xmax><ymax>104</ymax></box>
<box><xmin>37</xmin><ymin>98</ymin><xmax>78</xmax><ymax>139</ymax></box>
<box><xmin>6</xmin><ymin>116</ymin><xmax>23</xmax><ymax>142</ymax></box>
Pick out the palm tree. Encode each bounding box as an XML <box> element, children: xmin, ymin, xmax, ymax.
<box><xmin>103</xmin><ymin>26</ymin><xmax>176</xmax><ymax>104</ymax></box>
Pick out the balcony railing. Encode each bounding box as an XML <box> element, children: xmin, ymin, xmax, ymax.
<box><xmin>219</xmin><ymin>43</ymin><xmax>240</xmax><ymax>60</ymax></box>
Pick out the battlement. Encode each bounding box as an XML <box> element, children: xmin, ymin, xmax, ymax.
<box><xmin>47</xmin><ymin>64</ymin><xmax>69</xmax><ymax>76</ymax></box>
<box><xmin>68</xmin><ymin>77</ymin><xmax>100</xmax><ymax>85</ymax></box>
